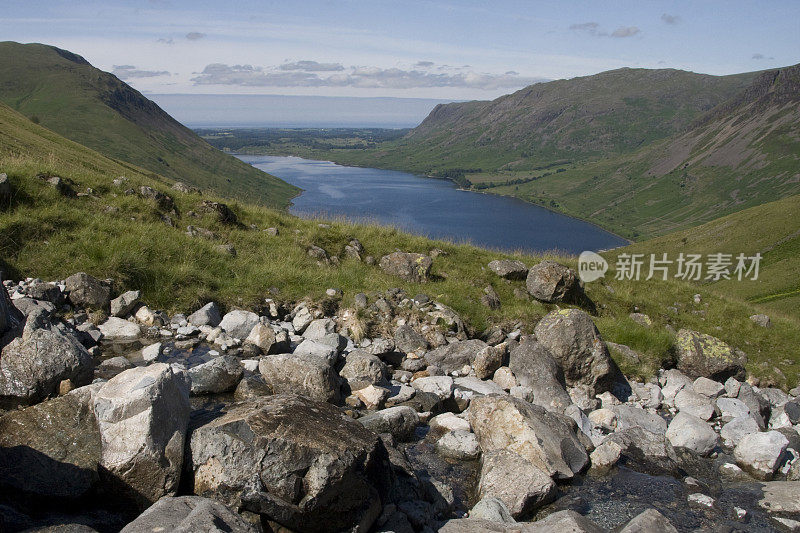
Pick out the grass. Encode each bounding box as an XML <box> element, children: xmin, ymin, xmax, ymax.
<box><xmin>0</xmin><ymin>41</ymin><xmax>299</xmax><ymax>208</ymax></box>
<box><xmin>2</xmin><ymin>101</ymin><xmax>800</xmax><ymax>389</ymax></box>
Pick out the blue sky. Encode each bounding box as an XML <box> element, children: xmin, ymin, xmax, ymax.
<box><xmin>2</xmin><ymin>1</ymin><xmax>798</xmax><ymax>99</ymax></box>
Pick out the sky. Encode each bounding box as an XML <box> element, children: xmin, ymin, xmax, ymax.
<box><xmin>2</xmin><ymin>1</ymin><xmax>798</xmax><ymax>125</ymax></box>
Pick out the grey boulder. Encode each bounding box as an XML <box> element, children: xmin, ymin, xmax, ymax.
<box><xmin>379</xmin><ymin>252</ymin><xmax>433</xmax><ymax>282</ymax></box>
<box><xmin>477</xmin><ymin>450</ymin><xmax>555</xmax><ymax>518</ymax></box>
<box><xmin>188</xmin><ymin>355</ymin><xmax>243</xmax><ymax>395</ymax></box>
<box><xmin>120</xmin><ymin>496</ymin><xmax>256</xmax><ymax>533</ymax></box>
<box><xmin>525</xmin><ymin>260</ymin><xmax>586</xmax><ymax>305</ymax></box>
<box><xmin>488</xmin><ymin>259</ymin><xmax>528</xmax><ymax>280</ymax></box>
<box><xmin>508</xmin><ymin>338</ymin><xmax>572</xmax><ymax>413</ymax></box>
<box><xmin>64</xmin><ymin>272</ymin><xmax>111</xmax><ymax>311</ymax></box>
<box><xmin>676</xmin><ymin>329</ymin><xmax>747</xmax><ymax>381</ymax></box>
<box><xmin>259</xmin><ymin>353</ymin><xmax>342</xmax><ymax>403</ymax></box>
<box><xmin>219</xmin><ymin>309</ymin><xmax>259</xmax><ymax>339</ymax></box>
<box><xmin>424</xmin><ymin>339</ymin><xmax>488</xmax><ymax>374</ymax></box>
<box><xmin>358</xmin><ymin>405</ymin><xmax>419</xmax><ymax>441</ymax></box>
<box><xmin>187</xmin><ymin>302</ymin><xmax>222</xmax><ymax>327</ymax></box>
<box><xmin>665</xmin><ymin>412</ymin><xmax>719</xmax><ymax>456</ymax></box>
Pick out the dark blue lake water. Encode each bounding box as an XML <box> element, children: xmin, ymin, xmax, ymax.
<box><xmin>237</xmin><ymin>155</ymin><xmax>628</xmax><ymax>255</ymax></box>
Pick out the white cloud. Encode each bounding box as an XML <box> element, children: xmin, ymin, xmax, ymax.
<box><xmin>570</xmin><ymin>22</ymin><xmax>640</xmax><ymax>39</ymax></box>
<box><xmin>278</xmin><ymin>60</ymin><xmax>344</xmax><ymax>72</ymax></box>
<box><xmin>112</xmin><ymin>65</ymin><xmax>171</xmax><ymax>79</ymax></box>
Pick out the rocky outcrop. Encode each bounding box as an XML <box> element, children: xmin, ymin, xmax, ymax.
<box><xmin>92</xmin><ymin>364</ymin><xmax>190</xmax><ymax>507</ymax></box>
<box><xmin>189</xmin><ymin>394</ymin><xmax>392</xmax><ymax>532</ymax></box>
<box><xmin>508</xmin><ymin>338</ymin><xmax>572</xmax><ymax>413</ymax></box>
<box><xmin>0</xmin><ymin>310</ymin><xmax>93</xmax><ymax>407</ymax></box>
<box><xmin>676</xmin><ymin>329</ymin><xmax>747</xmax><ymax>381</ymax></box>
<box><xmin>379</xmin><ymin>252</ymin><xmax>433</xmax><ymax>282</ymax></box>
<box><xmin>120</xmin><ymin>496</ymin><xmax>256</xmax><ymax>533</ymax></box>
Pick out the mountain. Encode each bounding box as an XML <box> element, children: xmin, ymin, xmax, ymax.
<box><xmin>0</xmin><ymin>41</ymin><xmax>298</xmax><ymax>207</ymax></box>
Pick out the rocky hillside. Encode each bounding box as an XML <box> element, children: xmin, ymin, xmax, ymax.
<box><xmin>0</xmin><ymin>42</ymin><xmax>298</xmax><ymax>207</ymax></box>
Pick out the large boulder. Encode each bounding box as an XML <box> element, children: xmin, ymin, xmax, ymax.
<box><xmin>525</xmin><ymin>510</ymin><xmax>604</xmax><ymax>533</ymax></box>
<box><xmin>110</xmin><ymin>290</ymin><xmax>141</xmax><ymax>318</ymax></box>
<box><xmin>734</xmin><ymin>430</ymin><xmax>789</xmax><ymax>480</ymax></box>
<box><xmin>488</xmin><ymin>259</ymin><xmax>528</xmax><ymax>280</ymax></box>
<box><xmin>0</xmin><ymin>384</ymin><xmax>101</xmax><ymax>499</ymax></box>
<box><xmin>665</xmin><ymin>412</ymin><xmax>719</xmax><ymax>456</ymax></box>
<box><xmin>379</xmin><ymin>252</ymin><xmax>432</xmax><ymax>282</ymax></box>
<box><xmin>190</xmin><ymin>394</ymin><xmax>392</xmax><ymax>533</ymax></box>
<box><xmin>188</xmin><ymin>355</ymin><xmax>243</xmax><ymax>395</ymax></box>
<box><xmin>92</xmin><ymin>364</ymin><xmax>191</xmax><ymax>507</ymax></box>
<box><xmin>0</xmin><ymin>310</ymin><xmax>93</xmax><ymax>407</ymax></box>
<box><xmin>187</xmin><ymin>302</ymin><xmax>222</xmax><ymax>327</ymax></box>
<box><xmin>259</xmin><ymin>353</ymin><xmax>342</xmax><ymax>403</ymax></box>
<box><xmin>525</xmin><ymin>260</ymin><xmax>586</xmax><ymax>305</ymax></box>
<box><xmin>534</xmin><ymin>309</ymin><xmax>618</xmax><ymax>395</ymax></box>
<box><xmin>424</xmin><ymin>339</ymin><xmax>488</xmax><ymax>374</ymax></box>
<box><xmin>64</xmin><ymin>272</ymin><xmax>112</xmax><ymax>311</ymax></box>
<box><xmin>619</xmin><ymin>509</ymin><xmax>678</xmax><ymax>533</ymax></box>
<box><xmin>478</xmin><ymin>450</ymin><xmax>555</xmax><ymax>518</ymax></box>
<box><xmin>394</xmin><ymin>324</ymin><xmax>428</xmax><ymax>353</ymax></box>
<box><xmin>508</xmin><ymin>338</ymin><xmax>572</xmax><ymax>413</ymax></box>
<box><xmin>358</xmin><ymin>405</ymin><xmax>419</xmax><ymax>441</ymax></box>
<box><xmin>219</xmin><ymin>310</ymin><xmax>259</xmax><ymax>339</ymax></box>
<box><xmin>120</xmin><ymin>496</ymin><xmax>256</xmax><ymax>533</ymax></box>
<box><xmin>97</xmin><ymin>317</ymin><xmax>142</xmax><ymax>342</ymax></box>
<box><xmin>675</xmin><ymin>329</ymin><xmax>747</xmax><ymax>381</ymax></box>
<box><xmin>468</xmin><ymin>394</ymin><xmax>589</xmax><ymax>480</ymax></box>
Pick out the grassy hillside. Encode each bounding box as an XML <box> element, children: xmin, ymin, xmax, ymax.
<box><xmin>0</xmin><ymin>41</ymin><xmax>298</xmax><ymax>207</ymax></box>
<box><xmin>2</xmin><ymin>101</ymin><xmax>799</xmax><ymax>388</ymax></box>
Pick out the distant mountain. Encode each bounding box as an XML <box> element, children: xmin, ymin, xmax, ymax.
<box><xmin>0</xmin><ymin>42</ymin><xmax>298</xmax><ymax>207</ymax></box>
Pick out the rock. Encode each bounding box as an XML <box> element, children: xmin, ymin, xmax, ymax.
<box><xmin>42</xmin><ymin>175</ymin><xmax>76</xmax><ymax>196</ymax></box>
<box><xmin>96</xmin><ymin>356</ymin><xmax>135</xmax><ymax>379</ymax></box>
<box><xmin>676</xmin><ymin>329</ymin><xmax>747</xmax><ymax>381</ymax></box>
<box><xmin>141</xmin><ymin>342</ymin><xmax>163</xmax><ymax>362</ymax></box>
<box><xmin>469</xmin><ymin>497</ymin><xmax>516</xmax><ymax>524</ymax></box>
<box><xmin>590</xmin><ymin>427</ymin><xmax>678</xmax><ymax>475</ymax></box>
<box><xmin>488</xmin><ymin>260</ymin><xmax>528</xmax><ymax>280</ymax></box>
<box><xmin>759</xmin><ymin>481</ymin><xmax>800</xmax><ymax>514</ymax></box>
<box><xmin>199</xmin><ymin>200</ymin><xmax>238</xmax><ymax>224</ymax></box>
<box><xmin>473</xmin><ymin>344</ymin><xmax>506</xmax><ymax>380</ymax></box>
<box><xmin>0</xmin><ymin>172</ymin><xmax>10</xmax><ymax>206</ymax></box>
<box><xmin>724</xmin><ymin>377</ymin><xmax>742</xmax><ymax>397</ymax></box>
<box><xmin>120</xmin><ymin>495</ymin><xmax>256</xmax><ymax>533</ymax></box>
<box><xmin>303</xmin><ymin>318</ymin><xmax>335</xmax><ymax>340</ymax></box>
<box><xmin>524</xmin><ymin>510</ymin><xmax>604</xmax><ymax>533</ymax></box>
<box><xmin>478</xmin><ymin>450</ymin><xmax>555</xmax><ymax>518</ymax></box>
<box><xmin>140</xmin><ymin>186</ymin><xmax>176</xmax><ymax>213</ymax></box>
<box><xmin>430</xmin><ymin>412</ymin><xmax>471</xmax><ymax>433</ymax></box>
<box><xmin>411</xmin><ymin>375</ymin><xmax>454</xmax><ymax>400</ymax></box>
<box><xmin>214</xmin><ymin>243</ymin><xmax>237</xmax><ymax>256</ymax></box>
<box><xmin>481</xmin><ymin>286</ymin><xmax>501</xmax><ymax>309</ymax></box>
<box><xmin>187</xmin><ymin>302</ymin><xmax>222</xmax><ymax>327</ymax></box>
<box><xmin>386</xmin><ymin>384</ymin><xmax>416</xmax><ymax>406</ymax></box>
<box><xmin>0</xmin><ymin>310</ymin><xmax>93</xmax><ymax>407</ymax></box>
<box><xmin>716</xmin><ymin>397</ymin><xmax>751</xmax><ymax>421</ymax></box>
<box><xmin>438</xmin><ymin>518</ymin><xmax>512</xmax><ymax>532</ymax></box>
<box><xmin>534</xmin><ymin>309</ymin><xmax>618</xmax><ymax>395</ymax></box>
<box><xmin>358</xmin><ymin>406</ymin><xmax>419</xmax><ymax>441</ymax></box>
<box><xmin>619</xmin><ymin>508</ymin><xmax>678</xmax><ymax>533</ymax></box>
<box><xmin>687</xmin><ymin>493</ymin><xmax>716</xmax><ymax>509</ymax></box>
<box><xmin>92</xmin><ymin>364</ymin><xmax>190</xmax><ymax>506</ymax></box>
<box><xmin>665</xmin><ymin>413</ymin><xmax>718</xmax><ymax>456</ymax></box>
<box><xmin>294</xmin><ymin>338</ymin><xmax>339</xmax><ymax>364</ymax></box>
<box><xmin>110</xmin><ymin>290</ymin><xmax>140</xmax><ymax>317</ymax></box>
<box><xmin>341</xmin><ymin>350</ymin><xmax>389</xmax><ymax>390</ymax></box>
<box><xmin>424</xmin><ymin>339</ymin><xmax>488</xmax><ymax>374</ymax></box>
<box><xmin>437</xmin><ymin>430</ymin><xmax>481</xmax><ymax>460</ymax></box>
<box><xmin>454</xmin><ymin>376</ymin><xmax>507</xmax><ymax>397</ymax></box>
<box><xmin>64</xmin><ymin>272</ymin><xmax>111</xmax><ymax>311</ymax></box>
<box><xmin>394</xmin><ymin>324</ymin><xmax>428</xmax><ymax>354</ymax></box>
<box><xmin>344</xmin><ymin>238</ymin><xmax>364</xmax><ymax>260</ymax></box>
<box><xmin>629</xmin><ymin>313</ymin><xmax>653</xmax><ymax>327</ymax></box>
<box><xmin>379</xmin><ymin>252</ymin><xmax>433</xmax><ymax>282</ymax></box>
<box><xmin>734</xmin><ymin>430</ymin><xmax>789</xmax><ymax>480</ymax></box>
<box><xmin>190</xmin><ymin>394</ymin><xmax>391</xmax><ymax>532</ymax></box>
<box><xmin>188</xmin><ymin>355</ymin><xmax>243</xmax><ymax>395</ymax></box>
<box><xmin>469</xmin><ymin>394</ymin><xmax>588</xmax><ymax>480</ymax></box>
<box><xmin>492</xmin><ymin>367</ymin><xmax>517</xmax><ymax>390</ymax></box>
<box><xmin>525</xmin><ymin>260</ymin><xmax>586</xmax><ymax>305</ymax></box>
<box><xmin>355</xmin><ymin>384</ymin><xmax>390</xmax><ymax>409</ymax></box>
<box><xmin>693</xmin><ymin>376</ymin><xmax>725</xmax><ymax>398</ymax></box>
<box><xmin>750</xmin><ymin>314</ymin><xmax>771</xmax><ymax>328</ymax></box>
<box><xmin>0</xmin><ymin>384</ymin><xmax>101</xmax><ymax>498</ymax></box>
<box><xmin>736</xmin><ymin>383</ymin><xmax>770</xmax><ymax>429</ymax></box>
<box><xmin>307</xmin><ymin>245</ymin><xmax>329</xmax><ymax>262</ymax></box>
<box><xmin>97</xmin><ymin>317</ymin><xmax>142</xmax><ymax>342</ymax></box>
<box><xmin>259</xmin><ymin>353</ymin><xmax>342</xmax><ymax>403</ymax></box>
<box><xmin>0</xmin><ymin>284</ymin><xmax>23</xmax><ymax>336</ymax></box>
<box><xmin>171</xmin><ymin>181</ymin><xmax>200</xmax><ymax>194</ymax></box>
<box><xmin>219</xmin><ymin>310</ymin><xmax>259</xmax><ymax>339</ymax></box>
<box><xmin>244</xmin><ymin>323</ymin><xmax>276</xmax><ymax>354</ymax></box>
<box><xmin>721</xmin><ymin>416</ymin><xmax>760</xmax><ymax>447</ymax></box>
<box><xmin>674</xmin><ymin>389</ymin><xmax>715</xmax><ymax>420</ymax></box>
<box><xmin>134</xmin><ymin>305</ymin><xmax>163</xmax><ymax>327</ymax></box>
<box><xmin>234</xmin><ymin>375</ymin><xmax>272</xmax><ymax>401</ymax></box>
<box><xmin>588</xmin><ymin>408</ymin><xmax>617</xmax><ymax>431</ymax></box>
<box><xmin>508</xmin><ymin>338</ymin><xmax>572</xmax><ymax>413</ymax></box>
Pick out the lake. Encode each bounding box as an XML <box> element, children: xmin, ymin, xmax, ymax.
<box><xmin>237</xmin><ymin>155</ymin><xmax>628</xmax><ymax>255</ymax></box>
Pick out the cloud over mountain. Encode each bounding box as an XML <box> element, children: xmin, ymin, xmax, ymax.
<box><xmin>112</xmin><ymin>65</ymin><xmax>171</xmax><ymax>79</ymax></box>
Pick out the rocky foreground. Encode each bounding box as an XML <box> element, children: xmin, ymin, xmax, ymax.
<box><xmin>0</xmin><ymin>258</ymin><xmax>799</xmax><ymax>532</ymax></box>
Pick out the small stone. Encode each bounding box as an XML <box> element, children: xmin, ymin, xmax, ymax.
<box><xmin>354</xmin><ymin>384</ymin><xmax>390</xmax><ymax>410</ymax></box>
<box><xmin>750</xmin><ymin>314</ymin><xmax>771</xmax><ymax>328</ymax></box>
<box><xmin>688</xmin><ymin>493</ymin><xmax>715</xmax><ymax>509</ymax></box>
<box><xmin>492</xmin><ymin>367</ymin><xmax>517</xmax><ymax>390</ymax></box>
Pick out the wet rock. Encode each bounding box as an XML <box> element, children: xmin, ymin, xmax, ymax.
<box><xmin>488</xmin><ymin>260</ymin><xmax>528</xmax><ymax>280</ymax></box>
<box><xmin>675</xmin><ymin>329</ymin><xmax>747</xmax><ymax>381</ymax></box>
<box><xmin>92</xmin><ymin>363</ymin><xmax>190</xmax><ymax>506</ymax></box>
<box><xmin>469</xmin><ymin>394</ymin><xmax>588</xmax><ymax>480</ymax></box>
<box><xmin>187</xmin><ymin>302</ymin><xmax>222</xmax><ymax>327</ymax></box>
<box><xmin>190</xmin><ymin>394</ymin><xmax>391</xmax><ymax>533</ymax></box>
<box><xmin>188</xmin><ymin>355</ymin><xmax>243</xmax><ymax>395</ymax></box>
<box><xmin>219</xmin><ymin>310</ymin><xmax>259</xmax><ymax>339</ymax></box>
<box><xmin>65</xmin><ymin>272</ymin><xmax>111</xmax><ymax>311</ymax></box>
<box><xmin>734</xmin><ymin>430</ymin><xmax>789</xmax><ymax>480</ymax></box>
<box><xmin>665</xmin><ymin>412</ymin><xmax>719</xmax><ymax>456</ymax></box>
<box><xmin>590</xmin><ymin>427</ymin><xmax>678</xmax><ymax>476</ymax></box>
<box><xmin>525</xmin><ymin>260</ymin><xmax>587</xmax><ymax>305</ymax></box>
<box><xmin>97</xmin><ymin>317</ymin><xmax>142</xmax><ymax>342</ymax></box>
<box><xmin>0</xmin><ymin>384</ymin><xmax>101</xmax><ymax>498</ymax></box>
<box><xmin>524</xmin><ymin>510</ymin><xmax>604</xmax><ymax>533</ymax></box>
<box><xmin>379</xmin><ymin>252</ymin><xmax>433</xmax><ymax>282</ymax></box>
<box><xmin>120</xmin><ymin>495</ymin><xmax>256</xmax><ymax>533</ymax></box>
<box><xmin>394</xmin><ymin>324</ymin><xmax>428</xmax><ymax>354</ymax></box>
<box><xmin>110</xmin><ymin>290</ymin><xmax>140</xmax><ymax>318</ymax></box>
<box><xmin>619</xmin><ymin>508</ymin><xmax>678</xmax><ymax>533</ymax></box>
<box><xmin>359</xmin><ymin>406</ymin><xmax>419</xmax><ymax>441</ymax></box>
<box><xmin>478</xmin><ymin>450</ymin><xmax>555</xmax><ymax>518</ymax></box>
<box><xmin>436</xmin><ymin>430</ymin><xmax>480</xmax><ymax>461</ymax></box>
<box><xmin>508</xmin><ymin>338</ymin><xmax>572</xmax><ymax>413</ymax></box>
<box><xmin>534</xmin><ymin>309</ymin><xmax>618</xmax><ymax>395</ymax></box>
<box><xmin>424</xmin><ymin>339</ymin><xmax>488</xmax><ymax>374</ymax></box>
<box><xmin>0</xmin><ymin>310</ymin><xmax>93</xmax><ymax>407</ymax></box>
<box><xmin>259</xmin><ymin>353</ymin><xmax>342</xmax><ymax>403</ymax></box>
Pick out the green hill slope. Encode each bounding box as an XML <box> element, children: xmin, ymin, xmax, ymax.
<box><xmin>0</xmin><ymin>41</ymin><xmax>298</xmax><ymax>207</ymax></box>
<box><xmin>2</xmin><ymin>100</ymin><xmax>798</xmax><ymax>386</ymax></box>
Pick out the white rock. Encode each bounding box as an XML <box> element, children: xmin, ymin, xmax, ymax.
<box><xmin>219</xmin><ymin>310</ymin><xmax>259</xmax><ymax>340</ymax></box>
<box><xmin>97</xmin><ymin>317</ymin><xmax>141</xmax><ymax>342</ymax></box>
<box><xmin>724</xmin><ymin>377</ymin><xmax>742</xmax><ymax>397</ymax></box>
<box><xmin>294</xmin><ymin>339</ymin><xmax>338</xmax><ymax>365</ymax></box>
<box><xmin>666</xmin><ymin>412</ymin><xmax>718</xmax><ymax>456</ymax></box>
<box><xmin>454</xmin><ymin>376</ymin><xmax>507</xmax><ymax>397</ymax></box>
<box><xmin>492</xmin><ymin>367</ymin><xmax>517</xmax><ymax>390</ymax></box>
<box><xmin>436</xmin><ymin>430</ymin><xmax>480</xmax><ymax>460</ymax></box>
<box><xmin>430</xmin><ymin>412</ymin><xmax>471</xmax><ymax>433</ymax></box>
<box><xmin>716</xmin><ymin>397</ymin><xmax>751</xmax><ymax>421</ymax></box>
<box><xmin>355</xmin><ymin>384</ymin><xmax>390</xmax><ymax>410</ymax></box>
<box><xmin>292</xmin><ymin>307</ymin><xmax>314</xmax><ymax>333</ymax></box>
<box><xmin>303</xmin><ymin>318</ymin><xmax>335</xmax><ymax>340</ymax></box>
<box><xmin>412</xmin><ymin>375</ymin><xmax>455</xmax><ymax>400</ymax></box>
<box><xmin>734</xmin><ymin>430</ymin><xmax>789</xmax><ymax>480</ymax></box>
<box><xmin>688</xmin><ymin>493</ymin><xmax>715</xmax><ymax>508</ymax></box>
<box><xmin>721</xmin><ymin>416</ymin><xmax>760</xmax><ymax>447</ymax></box>
<box><xmin>141</xmin><ymin>342</ymin><xmax>163</xmax><ymax>362</ymax></box>
<box><xmin>134</xmin><ymin>306</ymin><xmax>160</xmax><ymax>327</ymax></box>
<box><xmin>693</xmin><ymin>377</ymin><xmax>725</xmax><ymax>398</ymax></box>
<box><xmin>674</xmin><ymin>389</ymin><xmax>715</xmax><ymax>420</ymax></box>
